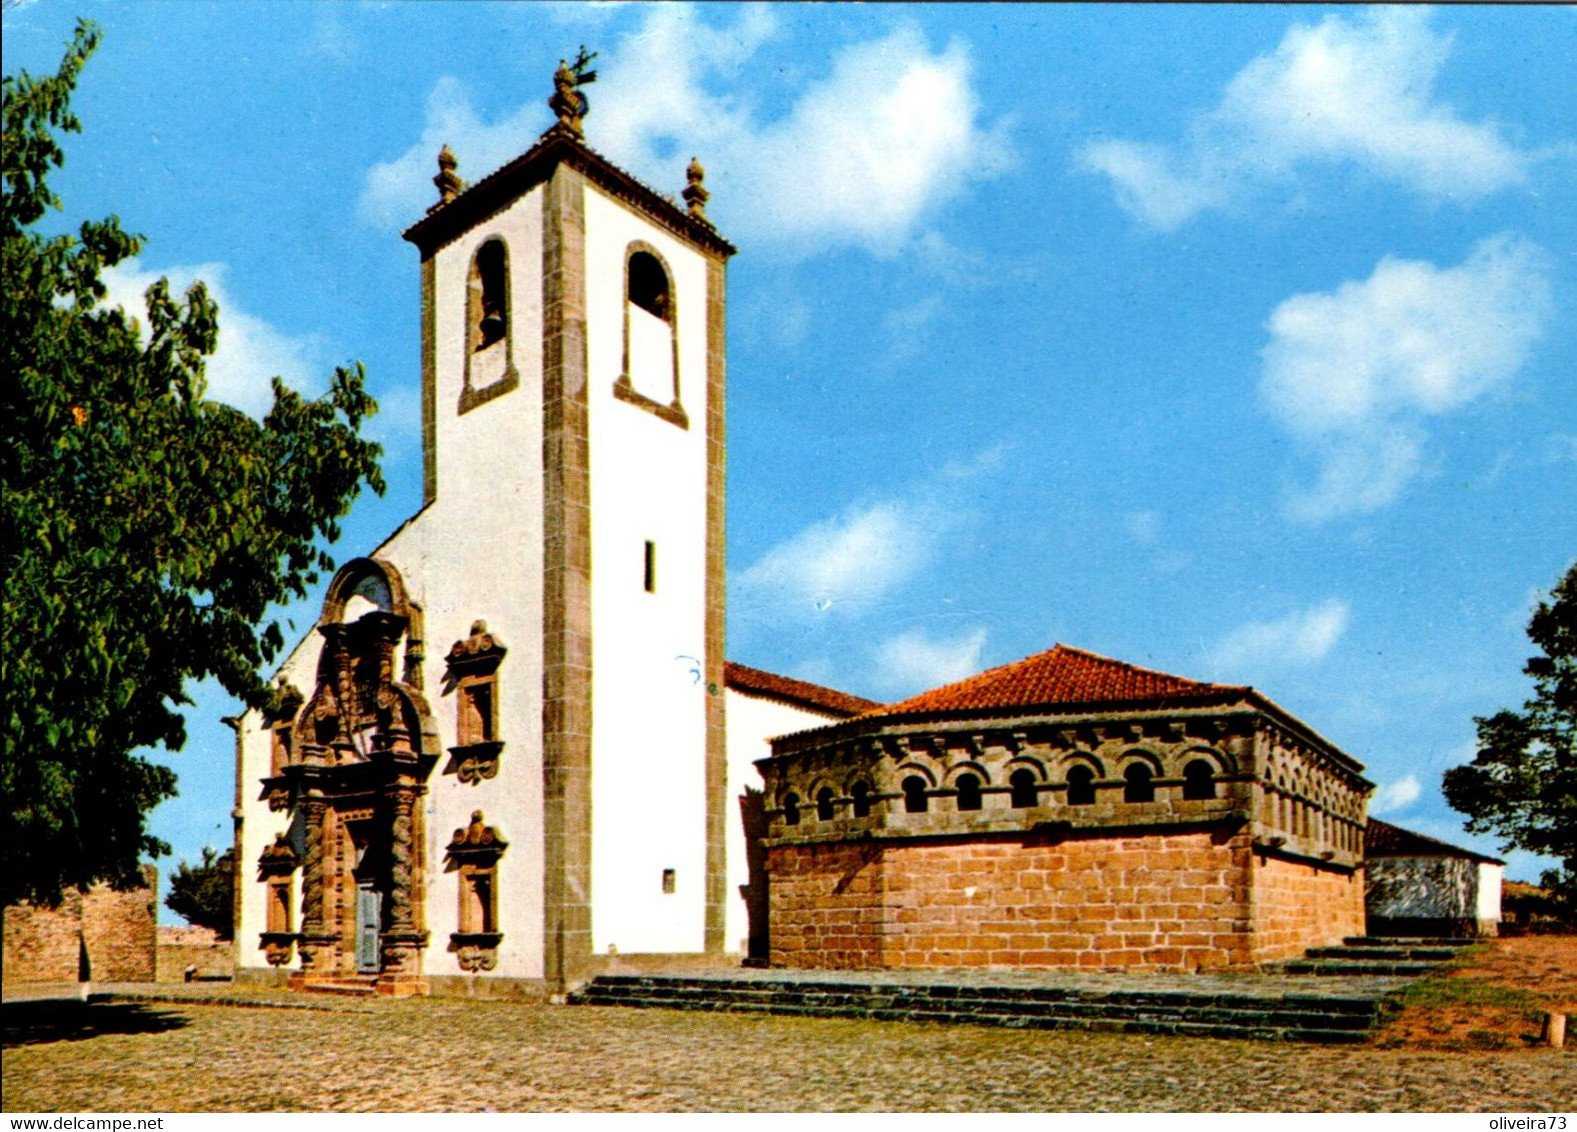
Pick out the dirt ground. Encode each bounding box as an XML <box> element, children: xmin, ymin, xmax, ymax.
<box><xmin>1374</xmin><ymin>935</ymin><xmax>1577</xmax><ymax>1052</ymax></box>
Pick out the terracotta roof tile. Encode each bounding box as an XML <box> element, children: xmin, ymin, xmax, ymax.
<box><xmin>724</xmin><ymin>661</ymin><xmax>878</xmax><ymax>719</ymax></box>
<box><xmin>1365</xmin><ymin>818</ymin><xmax>1503</xmax><ymax>864</ymax></box>
<box><xmin>859</xmin><ymin>644</ymin><xmax>1249</xmax><ymax>720</ymax></box>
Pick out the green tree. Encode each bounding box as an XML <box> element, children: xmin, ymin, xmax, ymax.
<box><xmin>165</xmin><ymin>847</ymin><xmax>236</xmax><ymax>939</ymax></box>
<box><xmin>1443</xmin><ymin>562</ymin><xmax>1577</xmax><ymax>914</ymax></box>
<box><xmin>2</xmin><ymin>22</ymin><xmax>383</xmax><ymax>907</ymax></box>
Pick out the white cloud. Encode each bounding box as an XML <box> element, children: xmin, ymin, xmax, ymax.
<box><xmin>1126</xmin><ymin>510</ymin><xmax>1162</xmax><ymax>546</ymax></box>
<box><xmin>361</xmin><ymin>6</ymin><xmax>1011</xmax><ymax>256</ymax></box>
<box><xmin>1213</xmin><ymin>598</ymin><xmax>1350</xmax><ymax>674</ymax></box>
<box><xmin>1262</xmin><ymin>234</ymin><xmax>1551</xmax><ymax>520</ymax></box>
<box><xmin>360</xmin><ymin>77</ymin><xmax>542</xmax><ymax>230</ymax></box>
<box><xmin>98</xmin><ymin>259</ymin><xmax>322</xmax><ymax>418</ymax></box>
<box><xmin>1081</xmin><ymin>8</ymin><xmax>1532</xmax><ymax>228</ymax></box>
<box><xmin>1369</xmin><ymin>774</ymin><xmax>1422</xmax><ymax>815</ymax></box>
<box><xmin>733</xmin><ymin>501</ymin><xmax>935</xmax><ymax>620</ymax></box>
<box><xmin>874</xmin><ymin>626</ymin><xmax>988</xmax><ymax>695</ymax></box>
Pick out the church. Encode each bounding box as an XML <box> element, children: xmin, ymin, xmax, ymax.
<box><xmin>234</xmin><ymin>62</ymin><xmax>1377</xmax><ymax>998</ymax></box>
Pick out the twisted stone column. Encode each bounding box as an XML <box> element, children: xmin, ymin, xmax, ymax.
<box><xmin>389</xmin><ymin>784</ymin><xmax>418</xmax><ymax>933</ymax></box>
<box><xmin>297</xmin><ymin>796</ymin><xmax>329</xmax><ymax>976</ymax></box>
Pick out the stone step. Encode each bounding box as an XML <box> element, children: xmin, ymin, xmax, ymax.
<box><xmin>1305</xmin><ymin>946</ymin><xmax>1462</xmax><ymax>962</ymax></box>
<box><xmin>302</xmin><ymin>978</ymin><xmax>378</xmax><ymax>996</ymax></box>
<box><xmin>583</xmin><ymin>983</ymin><xmax>1381</xmax><ymax>1027</ymax></box>
<box><xmin>1279</xmin><ymin>959</ymin><xmax>1438</xmax><ymax>977</ymax></box>
<box><xmin>1341</xmin><ymin>936</ymin><xmax>1477</xmax><ymax>949</ymax></box>
<box><xmin>570</xmin><ymin>974</ymin><xmax>1389</xmax><ymax>1044</ymax></box>
<box><xmin>583</xmin><ymin>975</ymin><xmax>1380</xmax><ymax>1018</ymax></box>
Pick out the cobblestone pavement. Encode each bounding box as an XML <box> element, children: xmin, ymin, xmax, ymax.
<box><xmin>4</xmin><ymin>993</ymin><xmax>1573</xmax><ymax>1112</ymax></box>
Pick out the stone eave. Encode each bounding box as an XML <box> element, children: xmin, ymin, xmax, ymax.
<box><xmin>763</xmin><ymin>691</ymin><xmax>1369</xmax><ymax>783</ymax></box>
<box><xmin>402</xmin><ymin>128</ymin><xmax>736</xmax><ymax>261</ymax></box>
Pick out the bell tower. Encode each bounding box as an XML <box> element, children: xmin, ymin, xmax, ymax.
<box><xmin>401</xmin><ymin>55</ymin><xmax>735</xmax><ymax>993</ymax></box>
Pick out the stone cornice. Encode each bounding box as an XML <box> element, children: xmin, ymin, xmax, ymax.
<box><xmin>403</xmin><ymin>129</ymin><xmax>736</xmax><ymax>261</ymax></box>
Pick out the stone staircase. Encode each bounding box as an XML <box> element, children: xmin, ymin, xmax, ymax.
<box><xmin>1277</xmin><ymin>936</ymin><xmax>1479</xmax><ymax>978</ymax></box>
<box><xmin>569</xmin><ymin>968</ymin><xmax>1402</xmax><ymax>1044</ymax></box>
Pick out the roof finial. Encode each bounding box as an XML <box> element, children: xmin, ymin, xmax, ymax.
<box><xmin>682</xmin><ymin>156</ymin><xmax>711</xmax><ymax>224</ymax></box>
<box><xmin>548</xmin><ymin>47</ymin><xmax>598</xmax><ymax>138</ymax></box>
<box><xmin>431</xmin><ymin>144</ymin><xmax>463</xmax><ymax>210</ymax></box>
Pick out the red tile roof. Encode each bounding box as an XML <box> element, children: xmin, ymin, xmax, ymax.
<box><xmin>1365</xmin><ymin>818</ymin><xmax>1503</xmax><ymax>864</ymax></box>
<box><xmin>858</xmin><ymin>644</ymin><xmax>1250</xmax><ymax>720</ymax></box>
<box><xmin>724</xmin><ymin>661</ymin><xmax>879</xmax><ymax>719</ymax></box>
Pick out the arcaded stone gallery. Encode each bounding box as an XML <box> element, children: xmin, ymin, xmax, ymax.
<box><xmin>757</xmin><ymin>646</ymin><xmax>1371</xmax><ymax>971</ymax></box>
<box><xmin>231</xmin><ymin>63</ymin><xmax>1480</xmax><ymax>999</ymax></box>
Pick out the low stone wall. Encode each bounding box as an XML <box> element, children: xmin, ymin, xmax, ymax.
<box><xmin>769</xmin><ymin>828</ymin><xmax>1265</xmax><ymax>972</ymax></box>
<box><xmin>156</xmin><ymin>926</ymin><xmax>235</xmax><ymax>982</ymax></box>
<box><xmin>2</xmin><ymin>869</ymin><xmax>157</xmax><ymax>985</ymax></box>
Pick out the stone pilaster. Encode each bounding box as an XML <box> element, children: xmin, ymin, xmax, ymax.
<box><xmin>540</xmin><ymin>163</ymin><xmax>593</xmax><ymax>996</ymax></box>
<box><xmin>703</xmin><ymin>253</ymin><xmax>728</xmax><ymax>954</ymax></box>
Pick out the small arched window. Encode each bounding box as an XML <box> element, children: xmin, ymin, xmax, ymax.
<box><xmin>628</xmin><ymin>251</ymin><xmax>671</xmax><ymax>321</ymax></box>
<box><xmin>1066</xmin><ymin>765</ymin><xmax>1097</xmax><ymax>806</ymax></box>
<box><xmin>1124</xmin><ymin>763</ymin><xmax>1155</xmax><ymax>804</ymax></box>
<box><xmin>955</xmin><ymin>773</ymin><xmax>983</xmax><ymax>812</ymax></box>
<box><xmin>1183</xmin><ymin>759</ymin><xmax>1217</xmax><ymax>800</ymax></box>
<box><xmin>1009</xmin><ymin>769</ymin><xmax>1039</xmax><ymax>809</ymax></box>
<box><xmin>851</xmin><ymin>781</ymin><xmax>873</xmax><ymax>818</ymax></box>
<box><xmin>461</xmin><ymin>237</ymin><xmax>518</xmax><ymax>413</ymax></box>
<box><xmin>617</xmin><ymin>244</ymin><xmax>686</xmax><ymax>426</ymax></box>
<box><xmin>782</xmin><ymin>793</ymin><xmax>800</xmax><ymax>826</ymax></box>
<box><xmin>475</xmin><ymin>240</ymin><xmax>508</xmax><ymax>348</ymax></box>
<box><xmin>902</xmin><ymin>776</ymin><xmax>929</xmax><ymax>814</ymax></box>
<box><xmin>816</xmin><ymin>787</ymin><xmax>836</xmax><ymax>822</ymax></box>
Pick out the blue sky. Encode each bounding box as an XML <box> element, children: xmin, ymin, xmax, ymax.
<box><xmin>5</xmin><ymin>3</ymin><xmax>1573</xmax><ymax>908</ymax></box>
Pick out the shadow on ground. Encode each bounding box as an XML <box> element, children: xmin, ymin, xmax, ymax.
<box><xmin>2</xmin><ymin>1001</ymin><xmax>190</xmax><ymax>1049</ymax></box>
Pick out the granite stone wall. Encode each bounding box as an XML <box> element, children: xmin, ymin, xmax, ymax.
<box><xmin>768</xmin><ymin>829</ymin><xmax>1272</xmax><ymax>972</ymax></box>
<box><xmin>3</xmin><ymin>867</ymin><xmax>157</xmax><ymax>984</ymax></box>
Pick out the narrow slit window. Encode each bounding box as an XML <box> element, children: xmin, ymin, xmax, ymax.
<box><xmin>1010</xmin><ymin>769</ymin><xmax>1039</xmax><ymax>809</ymax></box>
<box><xmin>816</xmin><ymin>787</ymin><xmax>836</xmax><ymax>821</ymax></box>
<box><xmin>661</xmin><ymin>868</ymin><xmax>676</xmax><ymax>895</ymax></box>
<box><xmin>782</xmin><ymin>793</ymin><xmax>801</xmax><ymax>826</ymax></box>
<box><xmin>644</xmin><ymin>541</ymin><xmax>656</xmax><ymax>593</ymax></box>
<box><xmin>850</xmin><ymin>781</ymin><xmax>872</xmax><ymax>818</ymax></box>
<box><xmin>902</xmin><ymin>776</ymin><xmax>929</xmax><ymax>814</ymax></box>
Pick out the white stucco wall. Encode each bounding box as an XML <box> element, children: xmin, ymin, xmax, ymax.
<box><xmin>415</xmin><ymin>184</ymin><xmax>546</xmax><ymax>981</ymax></box>
<box><xmin>583</xmin><ymin>186</ymin><xmax>713</xmax><ymax>956</ymax></box>
<box><xmin>722</xmin><ymin>689</ymin><xmax>849</xmax><ymax>953</ymax></box>
<box><xmin>1476</xmin><ymin>862</ymin><xmax>1503</xmax><ymax>925</ymax></box>
<box><xmin>237</xmin><ymin>182</ymin><xmax>549</xmax><ymax>982</ymax></box>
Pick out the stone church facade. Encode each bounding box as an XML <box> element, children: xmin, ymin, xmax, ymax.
<box><xmin>235</xmin><ymin>68</ymin><xmax>1382</xmax><ymax>997</ymax></box>
<box><xmin>234</xmin><ymin>77</ymin><xmax>846</xmax><ymax>997</ymax></box>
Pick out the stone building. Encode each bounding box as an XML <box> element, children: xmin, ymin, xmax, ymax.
<box><xmin>233</xmin><ymin>67</ymin><xmax>853</xmax><ymax>997</ymax></box>
<box><xmin>1364</xmin><ymin>818</ymin><xmax>1502</xmax><ymax>938</ymax></box>
<box><xmin>756</xmin><ymin>645</ymin><xmax>1373</xmax><ymax>972</ymax></box>
<box><xmin>2</xmin><ymin>866</ymin><xmax>157</xmax><ymax>985</ymax></box>
<box><xmin>229</xmin><ymin>64</ymin><xmax>1494</xmax><ymax>996</ymax></box>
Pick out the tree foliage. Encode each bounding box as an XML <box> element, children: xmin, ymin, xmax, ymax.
<box><xmin>165</xmin><ymin>847</ymin><xmax>236</xmax><ymax>939</ymax></box>
<box><xmin>2</xmin><ymin>22</ymin><xmax>383</xmax><ymax>907</ymax></box>
<box><xmin>1443</xmin><ymin>562</ymin><xmax>1577</xmax><ymax>912</ymax></box>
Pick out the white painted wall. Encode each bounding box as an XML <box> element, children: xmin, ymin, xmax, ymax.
<box><xmin>415</xmin><ymin>184</ymin><xmax>546</xmax><ymax>981</ymax></box>
<box><xmin>236</xmin><ymin>181</ymin><xmax>549</xmax><ymax>982</ymax></box>
<box><xmin>1476</xmin><ymin>862</ymin><xmax>1503</xmax><ymax>926</ymax></box>
<box><xmin>722</xmin><ymin>689</ymin><xmax>849</xmax><ymax>953</ymax></box>
<box><xmin>583</xmin><ymin>186</ymin><xmax>712</xmax><ymax>956</ymax></box>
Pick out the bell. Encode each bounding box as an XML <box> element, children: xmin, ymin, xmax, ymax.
<box><xmin>479</xmin><ymin>311</ymin><xmax>506</xmax><ymax>346</ymax></box>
